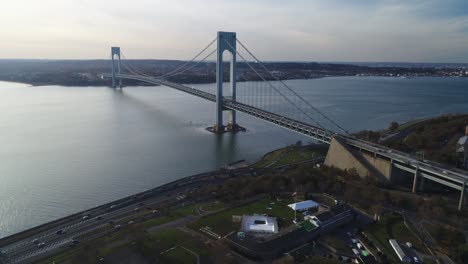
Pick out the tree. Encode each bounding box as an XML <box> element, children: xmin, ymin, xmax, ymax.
<box><xmin>388</xmin><ymin>121</ymin><xmax>399</xmax><ymax>131</ymax></box>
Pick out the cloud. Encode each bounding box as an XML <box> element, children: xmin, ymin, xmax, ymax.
<box><xmin>0</xmin><ymin>0</ymin><xmax>467</xmax><ymax>62</ymax></box>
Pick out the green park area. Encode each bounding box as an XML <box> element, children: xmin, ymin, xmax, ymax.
<box><xmin>38</xmin><ymin>201</ymin><xmax>225</xmax><ymax>264</ymax></box>
<box><xmin>254</xmin><ymin>145</ymin><xmax>326</xmax><ymax>168</ymax></box>
<box><xmin>188</xmin><ymin>197</ymin><xmax>295</xmax><ymax>237</ymax></box>
<box><xmin>138</xmin><ymin>228</ymin><xmax>202</xmax><ymax>264</ymax></box>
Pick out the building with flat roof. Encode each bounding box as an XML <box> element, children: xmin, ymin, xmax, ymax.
<box><xmin>288</xmin><ymin>200</ymin><xmax>319</xmax><ymax>212</ymax></box>
<box><xmin>241</xmin><ymin>215</ymin><xmax>278</xmax><ymax>234</ymax></box>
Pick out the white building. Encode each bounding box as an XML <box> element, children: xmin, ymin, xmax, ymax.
<box><xmin>241</xmin><ymin>215</ymin><xmax>278</xmax><ymax>234</ymax></box>
<box><xmin>288</xmin><ymin>200</ymin><xmax>319</xmax><ymax>212</ymax></box>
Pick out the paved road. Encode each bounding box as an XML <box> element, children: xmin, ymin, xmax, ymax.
<box><xmin>0</xmin><ymin>168</ymin><xmax>265</xmax><ymax>264</ymax></box>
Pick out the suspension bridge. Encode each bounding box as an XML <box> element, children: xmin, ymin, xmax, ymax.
<box><xmin>101</xmin><ymin>31</ymin><xmax>467</xmax><ymax>210</ymax></box>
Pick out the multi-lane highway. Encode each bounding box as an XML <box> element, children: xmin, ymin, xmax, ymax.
<box><xmin>0</xmin><ymin>168</ymin><xmax>260</xmax><ymax>264</ymax></box>
<box><xmin>343</xmin><ymin>136</ymin><xmax>468</xmax><ymax>197</ymax></box>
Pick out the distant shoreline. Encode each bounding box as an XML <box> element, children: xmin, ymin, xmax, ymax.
<box><xmin>0</xmin><ymin>59</ymin><xmax>466</xmax><ymax>88</ymax></box>
<box><xmin>1</xmin><ymin>74</ymin><xmax>467</xmax><ymax>88</ymax></box>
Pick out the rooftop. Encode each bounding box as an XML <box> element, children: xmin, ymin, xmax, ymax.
<box><xmin>241</xmin><ymin>215</ymin><xmax>278</xmax><ymax>233</ymax></box>
<box><xmin>288</xmin><ymin>200</ymin><xmax>319</xmax><ymax>211</ymax></box>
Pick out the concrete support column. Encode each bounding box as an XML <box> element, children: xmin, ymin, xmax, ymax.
<box><xmin>214</xmin><ymin>31</ymin><xmax>237</xmax><ymax>133</ymax></box>
<box><xmin>228</xmin><ymin>50</ymin><xmax>237</xmax><ymax>128</ymax></box>
<box><xmin>419</xmin><ymin>177</ymin><xmax>425</xmax><ymax>192</ymax></box>
<box><xmin>459</xmin><ymin>181</ymin><xmax>466</xmax><ymax>211</ymax></box>
<box><xmin>117</xmin><ymin>56</ymin><xmax>122</xmax><ymax>88</ymax></box>
<box><xmin>111</xmin><ymin>47</ymin><xmax>122</xmax><ymax>88</ymax></box>
<box><xmin>215</xmin><ymin>35</ymin><xmax>224</xmax><ymax>132</ymax></box>
<box><xmin>111</xmin><ymin>54</ymin><xmax>116</xmax><ymax>88</ymax></box>
<box><xmin>388</xmin><ymin>159</ymin><xmax>394</xmax><ymax>181</ymax></box>
<box><xmin>412</xmin><ymin>167</ymin><xmax>419</xmax><ymax>193</ymax></box>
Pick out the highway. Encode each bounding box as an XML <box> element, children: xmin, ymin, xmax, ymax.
<box><xmin>344</xmin><ymin>136</ymin><xmax>468</xmax><ymax>187</ymax></box>
<box><xmin>0</xmin><ymin>168</ymin><xmax>262</xmax><ymax>264</ymax></box>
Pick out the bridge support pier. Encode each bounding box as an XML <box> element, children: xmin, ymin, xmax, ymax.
<box><xmin>459</xmin><ymin>181</ymin><xmax>466</xmax><ymax>211</ymax></box>
<box><xmin>419</xmin><ymin>177</ymin><xmax>425</xmax><ymax>192</ymax></box>
<box><xmin>211</xmin><ymin>31</ymin><xmax>244</xmax><ymax>133</ymax></box>
<box><xmin>111</xmin><ymin>47</ymin><xmax>122</xmax><ymax>88</ymax></box>
<box><xmin>412</xmin><ymin>167</ymin><xmax>419</xmax><ymax>193</ymax></box>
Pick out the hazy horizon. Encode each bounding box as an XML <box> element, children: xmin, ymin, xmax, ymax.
<box><xmin>1</xmin><ymin>0</ymin><xmax>467</xmax><ymax>63</ymax></box>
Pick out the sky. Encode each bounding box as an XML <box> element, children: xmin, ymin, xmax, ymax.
<box><xmin>0</xmin><ymin>0</ymin><xmax>467</xmax><ymax>62</ymax></box>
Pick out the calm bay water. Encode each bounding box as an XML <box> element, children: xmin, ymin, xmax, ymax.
<box><xmin>1</xmin><ymin>76</ymin><xmax>467</xmax><ymax>238</ymax></box>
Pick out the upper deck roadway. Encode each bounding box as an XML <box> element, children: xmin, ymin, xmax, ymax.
<box><xmin>103</xmin><ymin>73</ymin><xmax>468</xmax><ymax>200</ymax></box>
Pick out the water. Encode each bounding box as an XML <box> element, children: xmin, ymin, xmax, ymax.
<box><xmin>1</xmin><ymin>76</ymin><xmax>468</xmax><ymax>238</ymax></box>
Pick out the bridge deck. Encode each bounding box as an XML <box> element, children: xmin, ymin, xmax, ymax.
<box><xmin>102</xmin><ymin>73</ymin><xmax>468</xmax><ymax>195</ymax></box>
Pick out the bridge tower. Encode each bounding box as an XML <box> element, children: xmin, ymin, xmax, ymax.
<box><xmin>214</xmin><ymin>31</ymin><xmax>238</xmax><ymax>133</ymax></box>
<box><xmin>111</xmin><ymin>47</ymin><xmax>122</xmax><ymax>88</ymax></box>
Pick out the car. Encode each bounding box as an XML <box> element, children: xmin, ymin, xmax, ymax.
<box><xmin>413</xmin><ymin>257</ymin><xmax>421</xmax><ymax>263</ymax></box>
<box><xmin>114</xmin><ymin>224</ymin><xmax>122</xmax><ymax>229</ymax></box>
<box><xmin>110</xmin><ymin>205</ymin><xmax>116</xmax><ymax>209</ymax></box>
<box><xmin>128</xmin><ymin>221</ymin><xmax>134</xmax><ymax>225</ymax></box>
<box><xmin>356</xmin><ymin>243</ymin><xmax>363</xmax><ymax>249</ymax></box>
<box><xmin>152</xmin><ymin>210</ymin><xmax>158</xmax><ymax>214</ymax></box>
<box><xmin>32</xmin><ymin>238</ymin><xmax>39</xmax><ymax>244</ymax></box>
<box><xmin>82</xmin><ymin>215</ymin><xmax>90</xmax><ymax>220</ymax></box>
<box><xmin>133</xmin><ymin>207</ymin><xmax>139</xmax><ymax>212</ymax></box>
<box><xmin>38</xmin><ymin>242</ymin><xmax>46</xmax><ymax>247</ymax></box>
<box><xmin>351</xmin><ymin>239</ymin><xmax>358</xmax><ymax>244</ymax></box>
<box><xmin>55</xmin><ymin>229</ymin><xmax>65</xmax><ymax>235</ymax></box>
<box><xmin>96</xmin><ymin>216</ymin><xmax>103</xmax><ymax>221</ymax></box>
<box><xmin>69</xmin><ymin>240</ymin><xmax>79</xmax><ymax>247</ymax></box>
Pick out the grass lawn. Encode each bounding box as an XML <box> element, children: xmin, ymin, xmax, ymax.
<box><xmin>275</xmin><ymin>148</ymin><xmax>323</xmax><ymax>167</ymax></box>
<box><xmin>38</xmin><ymin>237</ymin><xmax>129</xmax><ymax>264</ymax></box>
<box><xmin>162</xmin><ymin>246</ymin><xmax>197</xmax><ymax>264</ymax></box>
<box><xmin>365</xmin><ymin>213</ymin><xmax>427</xmax><ymax>263</ymax></box>
<box><xmin>188</xmin><ymin>197</ymin><xmax>295</xmax><ymax>237</ymax></box>
<box><xmin>394</xmin><ymin>118</ymin><xmax>425</xmax><ymax>132</ymax></box>
<box><xmin>146</xmin><ymin>228</ymin><xmax>192</xmax><ymax>251</ymax></box>
<box><xmin>300</xmin><ymin>221</ymin><xmax>318</xmax><ymax>232</ymax></box>
<box><xmin>142</xmin><ymin>228</ymin><xmax>210</xmax><ymax>260</ymax></box>
<box><xmin>136</xmin><ymin>202</ymin><xmax>205</xmax><ymax>229</ymax></box>
<box><xmin>199</xmin><ymin>201</ymin><xmax>225</xmax><ymax>212</ymax></box>
<box><xmin>254</xmin><ymin>148</ymin><xmax>288</xmax><ymax>168</ymax></box>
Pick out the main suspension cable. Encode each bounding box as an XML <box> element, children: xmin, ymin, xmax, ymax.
<box><xmin>155</xmin><ymin>37</ymin><xmax>216</xmax><ymax>79</ymax></box>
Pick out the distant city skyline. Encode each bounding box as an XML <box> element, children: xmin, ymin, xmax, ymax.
<box><xmin>1</xmin><ymin>0</ymin><xmax>467</xmax><ymax>62</ymax></box>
